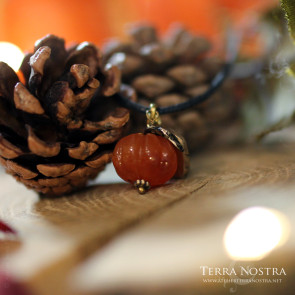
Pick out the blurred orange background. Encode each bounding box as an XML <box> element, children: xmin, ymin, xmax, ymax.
<box><xmin>0</xmin><ymin>0</ymin><xmax>277</xmax><ymax>52</ymax></box>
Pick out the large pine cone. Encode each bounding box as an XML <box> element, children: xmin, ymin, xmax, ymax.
<box><xmin>0</xmin><ymin>35</ymin><xmax>130</xmax><ymax>196</ymax></box>
<box><xmin>104</xmin><ymin>24</ymin><xmax>237</xmax><ymax>151</ymax></box>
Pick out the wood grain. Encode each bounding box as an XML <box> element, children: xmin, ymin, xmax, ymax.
<box><xmin>73</xmin><ymin>182</ymin><xmax>295</xmax><ymax>295</ymax></box>
<box><xmin>0</xmin><ymin>144</ymin><xmax>295</xmax><ymax>295</ymax></box>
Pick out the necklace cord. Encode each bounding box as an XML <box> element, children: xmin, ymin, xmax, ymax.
<box><xmin>114</xmin><ymin>30</ymin><xmax>241</xmax><ymax>115</ymax></box>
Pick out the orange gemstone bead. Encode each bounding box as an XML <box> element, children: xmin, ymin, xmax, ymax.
<box><xmin>113</xmin><ymin>133</ymin><xmax>178</xmax><ymax>187</ymax></box>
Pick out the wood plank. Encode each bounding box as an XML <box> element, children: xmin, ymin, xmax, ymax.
<box><xmin>70</xmin><ymin>146</ymin><xmax>295</xmax><ymax>294</ymax></box>
<box><xmin>1</xmin><ymin>144</ymin><xmax>295</xmax><ymax>294</ymax></box>
<box><xmin>0</xmin><ymin>160</ymin><xmax>208</xmax><ymax>295</ymax></box>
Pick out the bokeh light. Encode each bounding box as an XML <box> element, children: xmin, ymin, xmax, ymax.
<box><xmin>0</xmin><ymin>42</ymin><xmax>24</xmax><ymax>72</ymax></box>
<box><xmin>224</xmin><ymin>207</ymin><xmax>290</xmax><ymax>261</ymax></box>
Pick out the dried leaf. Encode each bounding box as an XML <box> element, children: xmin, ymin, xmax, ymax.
<box><xmin>281</xmin><ymin>0</ymin><xmax>295</xmax><ymax>42</ymax></box>
<box><xmin>256</xmin><ymin>112</ymin><xmax>295</xmax><ymax>141</ymax></box>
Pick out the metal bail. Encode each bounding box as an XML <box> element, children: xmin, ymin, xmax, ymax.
<box><xmin>146</xmin><ymin>103</ymin><xmax>161</xmax><ymax>128</ymax></box>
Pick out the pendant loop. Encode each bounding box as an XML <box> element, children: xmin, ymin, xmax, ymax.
<box><xmin>146</xmin><ymin>103</ymin><xmax>161</xmax><ymax>127</ymax></box>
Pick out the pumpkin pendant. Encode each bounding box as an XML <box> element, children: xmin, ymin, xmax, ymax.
<box><xmin>113</xmin><ymin>104</ymin><xmax>189</xmax><ymax>194</ymax></box>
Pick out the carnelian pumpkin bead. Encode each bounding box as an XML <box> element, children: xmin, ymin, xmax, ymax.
<box><xmin>113</xmin><ymin>133</ymin><xmax>178</xmax><ymax>187</ymax></box>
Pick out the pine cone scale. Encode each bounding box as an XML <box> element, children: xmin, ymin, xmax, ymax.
<box><xmin>67</xmin><ymin>141</ymin><xmax>99</xmax><ymax>160</ymax></box>
<box><xmin>82</xmin><ymin>108</ymin><xmax>129</xmax><ymax>132</ymax></box>
<box><xmin>85</xmin><ymin>151</ymin><xmax>112</xmax><ymax>169</ymax></box>
<box><xmin>6</xmin><ymin>159</ymin><xmax>38</xmax><ymax>179</ymax></box>
<box><xmin>32</xmin><ymin>36</ymin><xmax>68</xmax><ymax>97</ymax></box>
<box><xmin>132</xmin><ymin>75</ymin><xmax>175</xmax><ymax>98</ymax></box>
<box><xmin>70</xmin><ymin>64</ymin><xmax>90</xmax><ymax>88</ymax></box>
<box><xmin>0</xmin><ymin>135</ymin><xmax>24</xmax><ymax>159</ymax></box>
<box><xmin>92</xmin><ymin>128</ymin><xmax>124</xmax><ymax>144</ymax></box>
<box><xmin>38</xmin><ymin>177</ymin><xmax>69</xmax><ymax>187</ymax></box>
<box><xmin>0</xmin><ymin>62</ymin><xmax>19</xmax><ymax>103</ymax></box>
<box><xmin>27</xmin><ymin>126</ymin><xmax>61</xmax><ymax>157</ymax></box>
<box><xmin>65</xmin><ymin>42</ymin><xmax>101</xmax><ymax>78</ymax></box>
<box><xmin>36</xmin><ymin>163</ymin><xmax>75</xmax><ymax>177</ymax></box>
<box><xmin>14</xmin><ymin>83</ymin><xmax>45</xmax><ymax>115</ymax></box>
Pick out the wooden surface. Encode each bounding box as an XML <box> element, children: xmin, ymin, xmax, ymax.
<box><xmin>0</xmin><ymin>144</ymin><xmax>295</xmax><ymax>295</ymax></box>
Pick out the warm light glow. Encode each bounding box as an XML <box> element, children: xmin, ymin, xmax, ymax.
<box><xmin>0</xmin><ymin>42</ymin><xmax>24</xmax><ymax>72</ymax></box>
<box><xmin>224</xmin><ymin>207</ymin><xmax>290</xmax><ymax>261</ymax></box>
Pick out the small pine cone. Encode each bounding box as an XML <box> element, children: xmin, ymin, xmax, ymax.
<box><xmin>104</xmin><ymin>24</ymin><xmax>238</xmax><ymax>152</ymax></box>
<box><xmin>0</xmin><ymin>35</ymin><xmax>131</xmax><ymax>196</ymax></box>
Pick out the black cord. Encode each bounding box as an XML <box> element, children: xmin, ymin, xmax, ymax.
<box><xmin>114</xmin><ymin>31</ymin><xmax>240</xmax><ymax>115</ymax></box>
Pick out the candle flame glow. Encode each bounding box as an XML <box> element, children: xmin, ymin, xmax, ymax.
<box><xmin>0</xmin><ymin>42</ymin><xmax>24</xmax><ymax>72</ymax></box>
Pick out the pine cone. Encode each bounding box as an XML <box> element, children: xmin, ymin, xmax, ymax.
<box><xmin>103</xmin><ymin>24</ymin><xmax>237</xmax><ymax>151</ymax></box>
<box><xmin>0</xmin><ymin>35</ymin><xmax>130</xmax><ymax>196</ymax></box>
